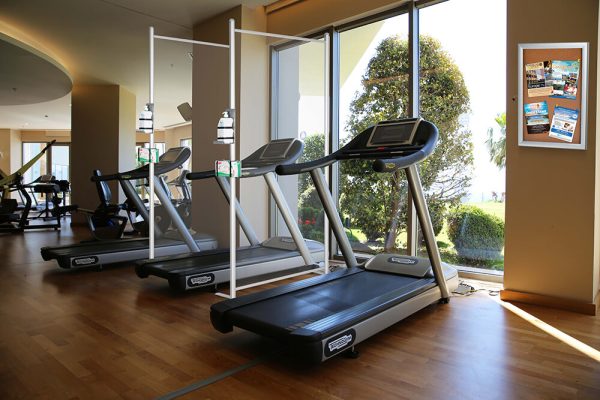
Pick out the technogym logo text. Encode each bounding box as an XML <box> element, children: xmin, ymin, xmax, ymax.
<box><xmin>72</xmin><ymin>256</ymin><xmax>99</xmax><ymax>266</ymax></box>
<box><xmin>324</xmin><ymin>329</ymin><xmax>356</xmax><ymax>357</ymax></box>
<box><xmin>328</xmin><ymin>334</ymin><xmax>352</xmax><ymax>351</ymax></box>
<box><xmin>186</xmin><ymin>273</ymin><xmax>215</xmax><ymax>288</ymax></box>
<box><xmin>388</xmin><ymin>256</ymin><xmax>418</xmax><ymax>265</ymax></box>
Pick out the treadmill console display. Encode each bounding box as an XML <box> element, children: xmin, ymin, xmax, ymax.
<box><xmin>367</xmin><ymin>118</ymin><xmax>421</xmax><ymax>148</ymax></box>
<box><xmin>158</xmin><ymin>149</ymin><xmax>181</xmax><ymax>163</ymax></box>
<box><xmin>259</xmin><ymin>139</ymin><xmax>294</xmax><ymax>160</ymax></box>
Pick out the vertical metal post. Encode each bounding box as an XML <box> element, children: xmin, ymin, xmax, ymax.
<box><xmin>216</xmin><ymin>176</ymin><xmax>260</xmax><ymax>246</ymax></box>
<box><xmin>323</xmin><ymin>32</ymin><xmax>330</xmax><ymax>273</ymax></box>
<box><xmin>407</xmin><ymin>3</ymin><xmax>419</xmax><ymax>256</ymax></box>
<box><xmin>264</xmin><ymin>172</ymin><xmax>315</xmax><ymax>265</ymax></box>
<box><xmin>153</xmin><ymin>180</ymin><xmax>200</xmax><ymax>251</ymax></box>
<box><xmin>148</xmin><ymin>26</ymin><xmax>155</xmax><ymax>259</ymax></box>
<box><xmin>328</xmin><ymin>27</ymin><xmax>340</xmax><ymax>264</ymax></box>
<box><xmin>228</xmin><ymin>18</ymin><xmax>237</xmax><ymax>298</ymax></box>
<box><xmin>310</xmin><ymin>168</ymin><xmax>357</xmax><ymax>268</ymax></box>
<box><xmin>406</xmin><ymin>165</ymin><xmax>449</xmax><ymax>300</ymax></box>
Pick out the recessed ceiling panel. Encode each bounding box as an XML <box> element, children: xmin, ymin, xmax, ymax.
<box><xmin>0</xmin><ymin>36</ymin><xmax>72</xmax><ymax>105</ymax></box>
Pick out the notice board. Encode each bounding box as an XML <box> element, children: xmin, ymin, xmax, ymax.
<box><xmin>518</xmin><ymin>42</ymin><xmax>588</xmax><ymax>150</ymax></box>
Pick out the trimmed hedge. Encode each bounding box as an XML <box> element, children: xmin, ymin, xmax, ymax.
<box><xmin>447</xmin><ymin>205</ymin><xmax>504</xmax><ymax>261</ymax></box>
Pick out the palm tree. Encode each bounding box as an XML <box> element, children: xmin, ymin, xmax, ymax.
<box><xmin>486</xmin><ymin>112</ymin><xmax>506</xmax><ymax>169</ymax></box>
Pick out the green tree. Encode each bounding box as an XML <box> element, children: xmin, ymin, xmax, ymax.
<box><xmin>341</xmin><ymin>35</ymin><xmax>474</xmax><ymax>250</ymax></box>
<box><xmin>298</xmin><ymin>133</ymin><xmax>325</xmax><ymax>206</ymax></box>
<box><xmin>486</xmin><ymin>112</ymin><xmax>506</xmax><ymax>169</ymax></box>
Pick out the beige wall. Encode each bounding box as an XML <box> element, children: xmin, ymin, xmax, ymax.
<box><xmin>504</xmin><ymin>0</ymin><xmax>599</xmax><ymax>304</ymax></box>
<box><xmin>267</xmin><ymin>0</ymin><xmax>405</xmax><ymax>36</ymax></box>
<box><xmin>239</xmin><ymin>6</ymin><xmax>270</xmax><ymax>243</ymax></box>
<box><xmin>0</xmin><ymin>129</ymin><xmax>23</xmax><ymax>177</ymax></box>
<box><xmin>20</xmin><ymin>130</ymin><xmax>70</xmax><ymax>143</ymax></box>
<box><xmin>118</xmin><ymin>87</ymin><xmax>137</xmax><ymax>201</ymax></box>
<box><xmin>71</xmin><ymin>85</ymin><xmax>136</xmax><ymax>217</ymax></box>
<box><xmin>164</xmin><ymin>124</ymin><xmax>191</xmax><ymax>152</ymax></box>
<box><xmin>0</xmin><ymin>129</ymin><xmax>11</xmax><ymax>174</ymax></box>
<box><xmin>192</xmin><ymin>7</ymin><xmax>242</xmax><ymax>246</ymax></box>
<box><xmin>9</xmin><ymin>129</ymin><xmax>21</xmax><ymax>172</ymax></box>
<box><xmin>136</xmin><ymin>130</ymin><xmax>165</xmax><ymax>143</ymax></box>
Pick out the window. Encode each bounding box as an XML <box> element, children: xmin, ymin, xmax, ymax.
<box><xmin>22</xmin><ymin>142</ymin><xmax>71</xmax><ymax>204</ymax></box>
<box><xmin>338</xmin><ymin>13</ymin><xmax>409</xmax><ymax>255</ymax></box>
<box><xmin>180</xmin><ymin>138</ymin><xmax>192</xmax><ymax>171</ymax></box>
<box><xmin>417</xmin><ymin>0</ymin><xmax>506</xmax><ymax>273</ymax></box>
<box><xmin>271</xmin><ymin>36</ymin><xmax>326</xmax><ymax>242</ymax></box>
<box><xmin>22</xmin><ymin>143</ymin><xmax>48</xmax><ymax>186</ymax></box>
<box><xmin>269</xmin><ymin>1</ymin><xmax>507</xmax><ymax>275</ymax></box>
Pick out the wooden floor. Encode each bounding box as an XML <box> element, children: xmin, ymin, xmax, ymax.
<box><xmin>1</xmin><ymin>223</ymin><xmax>599</xmax><ymax>400</ymax></box>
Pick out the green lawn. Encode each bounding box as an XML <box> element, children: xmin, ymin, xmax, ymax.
<box><xmin>467</xmin><ymin>201</ymin><xmax>505</xmax><ymax>221</ymax></box>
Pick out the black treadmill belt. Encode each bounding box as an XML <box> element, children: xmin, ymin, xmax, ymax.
<box><xmin>139</xmin><ymin>246</ymin><xmax>299</xmax><ymax>274</ymax></box>
<box><xmin>43</xmin><ymin>238</ymin><xmax>182</xmax><ymax>258</ymax></box>
<box><xmin>227</xmin><ymin>271</ymin><xmax>433</xmax><ymax>339</ymax></box>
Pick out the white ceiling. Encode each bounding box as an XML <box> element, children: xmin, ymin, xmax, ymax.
<box><xmin>0</xmin><ymin>0</ymin><xmax>271</xmax><ymax>130</ymax></box>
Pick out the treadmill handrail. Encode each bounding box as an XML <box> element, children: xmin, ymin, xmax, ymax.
<box><xmin>275</xmin><ymin>154</ymin><xmax>337</xmax><ymax>176</ymax></box>
<box><xmin>276</xmin><ymin>119</ymin><xmax>439</xmax><ymax>176</ymax></box>
<box><xmin>91</xmin><ymin>147</ymin><xmax>191</xmax><ymax>182</ymax></box>
<box><xmin>186</xmin><ymin>164</ymin><xmax>287</xmax><ymax>180</ymax></box>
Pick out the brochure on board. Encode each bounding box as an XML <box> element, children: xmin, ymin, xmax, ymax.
<box><xmin>549</xmin><ymin>106</ymin><xmax>579</xmax><ymax>142</ymax></box>
<box><xmin>524</xmin><ymin>101</ymin><xmax>550</xmax><ymax>134</ymax></box>
<box><xmin>549</xmin><ymin>60</ymin><xmax>580</xmax><ymax>100</ymax></box>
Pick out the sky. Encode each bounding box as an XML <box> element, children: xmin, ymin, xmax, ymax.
<box><xmin>298</xmin><ymin>0</ymin><xmax>507</xmax><ymax>203</ymax></box>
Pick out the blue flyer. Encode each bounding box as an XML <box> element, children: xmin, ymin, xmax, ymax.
<box><xmin>549</xmin><ymin>106</ymin><xmax>579</xmax><ymax>142</ymax></box>
<box><xmin>524</xmin><ymin>101</ymin><xmax>550</xmax><ymax>134</ymax></box>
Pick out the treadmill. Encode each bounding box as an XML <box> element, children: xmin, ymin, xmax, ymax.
<box><xmin>210</xmin><ymin>118</ymin><xmax>459</xmax><ymax>363</ymax></box>
<box><xmin>41</xmin><ymin>147</ymin><xmax>218</xmax><ymax>269</ymax></box>
<box><xmin>135</xmin><ymin>138</ymin><xmax>325</xmax><ymax>291</ymax></box>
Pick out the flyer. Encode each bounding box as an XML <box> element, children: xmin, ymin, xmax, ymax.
<box><xmin>524</xmin><ymin>101</ymin><xmax>550</xmax><ymax>134</ymax></box>
<box><xmin>525</xmin><ymin>61</ymin><xmax>552</xmax><ymax>97</ymax></box>
<box><xmin>549</xmin><ymin>106</ymin><xmax>579</xmax><ymax>142</ymax></box>
<box><xmin>549</xmin><ymin>60</ymin><xmax>580</xmax><ymax>99</ymax></box>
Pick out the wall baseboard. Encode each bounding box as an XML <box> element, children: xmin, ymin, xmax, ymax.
<box><xmin>500</xmin><ymin>289</ymin><xmax>598</xmax><ymax>316</ymax></box>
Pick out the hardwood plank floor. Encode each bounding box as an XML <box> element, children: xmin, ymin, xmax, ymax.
<box><xmin>0</xmin><ymin>223</ymin><xmax>599</xmax><ymax>399</ymax></box>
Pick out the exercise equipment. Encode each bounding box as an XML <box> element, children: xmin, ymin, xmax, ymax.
<box><xmin>135</xmin><ymin>138</ymin><xmax>325</xmax><ymax>291</ymax></box>
<box><xmin>0</xmin><ymin>140</ymin><xmax>71</xmax><ymax>232</ymax></box>
<box><xmin>210</xmin><ymin>118</ymin><xmax>459</xmax><ymax>363</ymax></box>
<box><xmin>40</xmin><ymin>147</ymin><xmax>218</xmax><ymax>269</ymax></box>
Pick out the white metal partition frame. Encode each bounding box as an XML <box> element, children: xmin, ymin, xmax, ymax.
<box><xmin>147</xmin><ymin>27</ymin><xmax>229</xmax><ymax>260</ymax></box>
<box><xmin>225</xmin><ymin>20</ymin><xmax>330</xmax><ymax>298</ymax></box>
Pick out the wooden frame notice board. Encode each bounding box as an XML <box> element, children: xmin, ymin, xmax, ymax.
<box><xmin>518</xmin><ymin>42</ymin><xmax>588</xmax><ymax>150</ymax></box>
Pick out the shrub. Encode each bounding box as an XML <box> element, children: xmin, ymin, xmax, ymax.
<box><xmin>447</xmin><ymin>205</ymin><xmax>504</xmax><ymax>261</ymax></box>
<box><xmin>428</xmin><ymin>200</ymin><xmax>446</xmax><ymax>237</ymax></box>
<box><xmin>298</xmin><ymin>206</ymin><xmax>324</xmax><ymax>242</ymax></box>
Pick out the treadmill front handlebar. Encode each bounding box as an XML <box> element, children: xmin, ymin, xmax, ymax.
<box><xmin>276</xmin><ymin>155</ymin><xmax>337</xmax><ymax>175</ymax></box>
<box><xmin>91</xmin><ymin>172</ymin><xmax>122</xmax><ymax>182</ymax></box>
<box><xmin>372</xmin><ymin>150</ymin><xmax>427</xmax><ymax>172</ymax></box>
<box><xmin>186</xmin><ymin>164</ymin><xmax>280</xmax><ymax>180</ymax></box>
<box><xmin>186</xmin><ymin>170</ymin><xmax>214</xmax><ymax>180</ymax></box>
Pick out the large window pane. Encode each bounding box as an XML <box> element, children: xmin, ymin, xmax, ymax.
<box><xmin>339</xmin><ymin>14</ymin><xmax>409</xmax><ymax>255</ymax></box>
<box><xmin>51</xmin><ymin>145</ymin><xmax>69</xmax><ymax>181</ymax></box>
<box><xmin>272</xmin><ymin>39</ymin><xmax>326</xmax><ymax>242</ymax></box>
<box><xmin>418</xmin><ymin>0</ymin><xmax>506</xmax><ymax>272</ymax></box>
